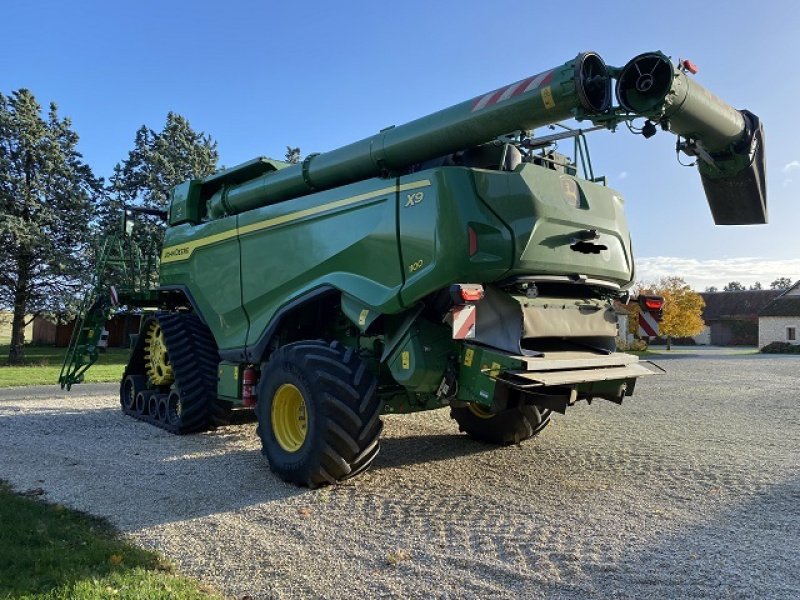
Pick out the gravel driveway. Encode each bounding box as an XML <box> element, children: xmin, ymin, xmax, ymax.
<box><xmin>1</xmin><ymin>350</ymin><xmax>798</xmax><ymax>599</ymax></box>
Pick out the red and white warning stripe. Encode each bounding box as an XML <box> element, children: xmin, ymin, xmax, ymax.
<box><xmin>638</xmin><ymin>311</ymin><xmax>660</xmax><ymax>338</ymax></box>
<box><xmin>451</xmin><ymin>304</ymin><xmax>477</xmax><ymax>340</ymax></box>
<box><xmin>471</xmin><ymin>70</ymin><xmax>554</xmax><ymax>112</ymax></box>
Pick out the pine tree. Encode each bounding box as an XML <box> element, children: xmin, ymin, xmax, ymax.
<box><xmin>285</xmin><ymin>146</ymin><xmax>301</xmax><ymax>165</ymax></box>
<box><xmin>0</xmin><ymin>89</ymin><xmax>103</xmax><ymax>363</ymax></box>
<box><xmin>107</xmin><ymin>113</ymin><xmax>218</xmax><ymax>285</ymax></box>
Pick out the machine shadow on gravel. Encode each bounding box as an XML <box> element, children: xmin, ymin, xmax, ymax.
<box><xmin>373</xmin><ymin>432</ymin><xmax>498</xmax><ymax>471</ymax></box>
<box><xmin>555</xmin><ymin>476</ymin><xmax>800</xmax><ymax>599</ymax></box>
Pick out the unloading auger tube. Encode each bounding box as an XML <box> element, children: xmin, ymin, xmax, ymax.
<box><xmin>203</xmin><ymin>50</ymin><xmax>765</xmax><ymax>227</ymax></box>
<box><xmin>206</xmin><ymin>52</ymin><xmax>613</xmax><ymax>217</ymax></box>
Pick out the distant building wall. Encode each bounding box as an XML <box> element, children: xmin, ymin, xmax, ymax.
<box><xmin>710</xmin><ymin>322</ymin><xmax>733</xmax><ymax>346</ymax></box>
<box><xmin>707</xmin><ymin>318</ymin><xmax>759</xmax><ymax>346</ymax></box>
<box><xmin>32</xmin><ymin>318</ymin><xmax>57</xmax><ymax>345</ymax></box>
<box><xmin>694</xmin><ymin>326</ymin><xmax>711</xmax><ymax>345</ymax></box>
<box><xmin>759</xmin><ymin>316</ymin><xmax>800</xmax><ymax>348</ymax></box>
<box><xmin>30</xmin><ymin>314</ymin><xmax>142</xmax><ymax>347</ymax></box>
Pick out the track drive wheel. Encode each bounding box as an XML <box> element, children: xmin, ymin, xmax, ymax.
<box><xmin>256</xmin><ymin>340</ymin><xmax>382</xmax><ymax>488</ymax></box>
<box><xmin>144</xmin><ymin>321</ymin><xmax>174</xmax><ymax>385</ymax></box>
<box><xmin>450</xmin><ymin>402</ymin><xmax>551</xmax><ymax>445</ymax></box>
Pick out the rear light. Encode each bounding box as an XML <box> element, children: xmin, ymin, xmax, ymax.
<box><xmin>468</xmin><ymin>226</ymin><xmax>478</xmax><ymax>257</ymax></box>
<box><xmin>639</xmin><ymin>295</ymin><xmax>664</xmax><ymax>311</ymax></box>
<box><xmin>450</xmin><ymin>283</ymin><xmax>484</xmax><ymax>304</ymax></box>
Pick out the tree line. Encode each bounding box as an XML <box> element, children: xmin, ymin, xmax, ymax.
<box><xmin>0</xmin><ymin>88</ymin><xmax>221</xmax><ymax>363</ymax></box>
<box><xmin>705</xmin><ymin>278</ymin><xmax>793</xmax><ymax>292</ymax></box>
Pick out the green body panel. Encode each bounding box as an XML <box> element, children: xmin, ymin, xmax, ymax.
<box><xmin>397</xmin><ymin>168</ymin><xmax>513</xmax><ymax>305</ymax></box>
<box><xmin>340</xmin><ymin>294</ymin><xmax>380</xmax><ymax>334</ymax></box>
<box><xmin>169</xmin><ymin>180</ymin><xmax>203</xmax><ymax>226</ymax></box>
<box><xmin>217</xmin><ymin>361</ymin><xmax>241</xmax><ymax>401</ymax></box>
<box><xmin>457</xmin><ymin>344</ymin><xmax>525</xmax><ymax>406</ymax></box>
<box><xmin>386</xmin><ymin>319</ymin><xmax>455</xmax><ymax>393</ymax></box>
<box><xmin>160</xmin><ymin>215</ymin><xmax>247</xmax><ymax>350</ymax></box>
<box><xmin>236</xmin><ymin>177</ymin><xmax>407</xmax><ymax>350</ymax></box>
<box><xmin>475</xmin><ymin>165</ymin><xmax>632</xmax><ymax>284</ymax></box>
<box><xmin>160</xmin><ymin>163</ymin><xmax>633</xmax><ymax>355</ymax></box>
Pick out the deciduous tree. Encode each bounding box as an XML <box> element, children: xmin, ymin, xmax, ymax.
<box><xmin>770</xmin><ymin>277</ymin><xmax>793</xmax><ymax>290</ymax></box>
<box><xmin>638</xmin><ymin>277</ymin><xmax>705</xmax><ymax>350</ymax></box>
<box><xmin>723</xmin><ymin>281</ymin><xmax>745</xmax><ymax>291</ymax></box>
<box><xmin>0</xmin><ymin>89</ymin><xmax>102</xmax><ymax>363</ymax></box>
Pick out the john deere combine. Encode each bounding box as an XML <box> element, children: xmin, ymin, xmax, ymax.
<box><xmin>61</xmin><ymin>51</ymin><xmax>766</xmax><ymax>487</ymax></box>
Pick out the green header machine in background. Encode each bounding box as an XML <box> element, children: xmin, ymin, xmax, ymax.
<box><xmin>61</xmin><ymin>50</ymin><xmax>765</xmax><ymax>487</ymax></box>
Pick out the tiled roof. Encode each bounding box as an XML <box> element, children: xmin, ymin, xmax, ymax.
<box><xmin>700</xmin><ymin>290</ymin><xmax>783</xmax><ymax>320</ymax></box>
<box><xmin>759</xmin><ymin>296</ymin><xmax>800</xmax><ymax>317</ymax></box>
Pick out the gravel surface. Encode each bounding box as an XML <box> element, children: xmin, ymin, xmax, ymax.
<box><xmin>1</xmin><ymin>350</ymin><xmax>798</xmax><ymax>599</ymax></box>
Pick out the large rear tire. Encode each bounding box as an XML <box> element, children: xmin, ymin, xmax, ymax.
<box><xmin>256</xmin><ymin>340</ymin><xmax>382</xmax><ymax>488</ymax></box>
<box><xmin>450</xmin><ymin>402</ymin><xmax>551</xmax><ymax>445</ymax></box>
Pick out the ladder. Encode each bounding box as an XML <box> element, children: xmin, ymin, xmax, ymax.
<box><xmin>58</xmin><ymin>232</ymin><xmax>144</xmax><ymax>390</ymax></box>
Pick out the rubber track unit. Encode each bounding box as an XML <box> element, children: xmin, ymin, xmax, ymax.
<box><xmin>120</xmin><ymin>312</ymin><xmax>230</xmax><ymax>434</ymax></box>
<box><xmin>256</xmin><ymin>340</ymin><xmax>383</xmax><ymax>488</ymax></box>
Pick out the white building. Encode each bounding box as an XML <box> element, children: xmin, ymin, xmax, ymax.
<box><xmin>758</xmin><ymin>282</ymin><xmax>800</xmax><ymax>348</ymax></box>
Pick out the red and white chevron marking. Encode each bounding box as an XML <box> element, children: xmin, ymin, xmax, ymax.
<box><xmin>451</xmin><ymin>304</ymin><xmax>476</xmax><ymax>340</ymax></box>
<box><xmin>638</xmin><ymin>311</ymin><xmax>660</xmax><ymax>338</ymax></box>
<box><xmin>471</xmin><ymin>70</ymin><xmax>554</xmax><ymax>113</ymax></box>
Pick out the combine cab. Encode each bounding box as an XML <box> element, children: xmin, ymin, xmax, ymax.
<box><xmin>63</xmin><ymin>50</ymin><xmax>766</xmax><ymax>487</ymax></box>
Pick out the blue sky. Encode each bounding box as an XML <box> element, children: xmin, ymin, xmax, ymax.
<box><xmin>3</xmin><ymin>0</ymin><xmax>798</xmax><ymax>289</ymax></box>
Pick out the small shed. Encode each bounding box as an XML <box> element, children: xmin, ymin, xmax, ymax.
<box><xmin>697</xmin><ymin>290</ymin><xmax>782</xmax><ymax>346</ymax></box>
<box><xmin>758</xmin><ymin>283</ymin><xmax>800</xmax><ymax>348</ymax></box>
<box><xmin>32</xmin><ymin>313</ymin><xmax>142</xmax><ymax>348</ymax></box>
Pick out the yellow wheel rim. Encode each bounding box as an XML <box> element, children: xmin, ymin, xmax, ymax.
<box><xmin>271</xmin><ymin>383</ymin><xmax>308</xmax><ymax>452</ymax></box>
<box><xmin>144</xmin><ymin>321</ymin><xmax>174</xmax><ymax>385</ymax></box>
<box><xmin>467</xmin><ymin>403</ymin><xmax>495</xmax><ymax>420</ymax></box>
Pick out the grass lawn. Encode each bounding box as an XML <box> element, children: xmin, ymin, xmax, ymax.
<box><xmin>0</xmin><ymin>345</ymin><xmax>129</xmax><ymax>388</ymax></box>
<box><xmin>0</xmin><ymin>481</ymin><xmax>218</xmax><ymax>599</ymax></box>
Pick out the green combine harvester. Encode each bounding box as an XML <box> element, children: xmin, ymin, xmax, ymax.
<box><xmin>61</xmin><ymin>51</ymin><xmax>766</xmax><ymax>487</ymax></box>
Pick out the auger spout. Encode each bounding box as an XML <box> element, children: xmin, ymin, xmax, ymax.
<box><xmin>616</xmin><ymin>52</ymin><xmax>766</xmax><ymax>225</ymax></box>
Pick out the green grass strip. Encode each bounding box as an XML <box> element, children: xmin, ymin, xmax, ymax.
<box><xmin>0</xmin><ymin>482</ymin><xmax>218</xmax><ymax>599</ymax></box>
<box><xmin>0</xmin><ymin>346</ymin><xmax>129</xmax><ymax>388</ymax></box>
